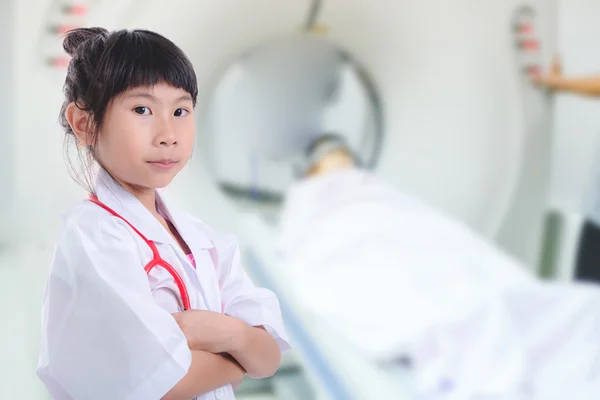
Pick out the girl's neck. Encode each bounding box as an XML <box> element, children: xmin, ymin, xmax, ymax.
<box><xmin>114</xmin><ymin>175</ymin><xmax>192</xmax><ymax>256</ymax></box>
<box><xmin>135</xmin><ymin>188</ymin><xmax>158</xmax><ymax>215</ymax></box>
<box><xmin>117</xmin><ymin>179</ymin><xmax>158</xmax><ymax>215</ymax></box>
<box><xmin>103</xmin><ymin>168</ymin><xmax>159</xmax><ymax>214</ymax></box>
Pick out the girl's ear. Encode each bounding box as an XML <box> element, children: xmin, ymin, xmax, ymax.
<box><xmin>65</xmin><ymin>102</ymin><xmax>94</xmax><ymax>146</ymax></box>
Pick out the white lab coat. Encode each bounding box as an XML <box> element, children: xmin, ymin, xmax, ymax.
<box><xmin>278</xmin><ymin>168</ymin><xmax>600</xmax><ymax>399</ymax></box>
<box><xmin>37</xmin><ymin>169</ymin><xmax>290</xmax><ymax>400</ymax></box>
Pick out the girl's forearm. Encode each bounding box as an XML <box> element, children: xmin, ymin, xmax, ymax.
<box><xmin>173</xmin><ymin>311</ymin><xmax>281</xmax><ymax>379</ymax></box>
<box><xmin>229</xmin><ymin>325</ymin><xmax>282</xmax><ymax>379</ymax></box>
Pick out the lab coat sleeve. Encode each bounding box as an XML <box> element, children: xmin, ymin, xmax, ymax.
<box><xmin>37</xmin><ymin>214</ymin><xmax>191</xmax><ymax>400</ymax></box>
<box><xmin>217</xmin><ymin>235</ymin><xmax>290</xmax><ymax>353</ymax></box>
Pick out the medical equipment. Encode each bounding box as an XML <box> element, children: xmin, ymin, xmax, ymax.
<box><xmin>277</xmin><ymin>167</ymin><xmax>600</xmax><ymax>398</ymax></box>
<box><xmin>88</xmin><ymin>195</ymin><xmax>192</xmax><ymax>311</ymax></box>
<box><xmin>203</xmin><ymin>35</ymin><xmax>382</xmax><ymax>211</ymax></box>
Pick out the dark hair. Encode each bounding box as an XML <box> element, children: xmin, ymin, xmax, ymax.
<box><xmin>60</xmin><ymin>27</ymin><xmax>198</xmax><ymax>190</ymax></box>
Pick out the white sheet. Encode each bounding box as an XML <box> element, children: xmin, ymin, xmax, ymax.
<box><xmin>278</xmin><ymin>168</ymin><xmax>600</xmax><ymax>399</ymax></box>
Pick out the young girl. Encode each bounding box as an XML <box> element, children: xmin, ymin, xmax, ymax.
<box><xmin>37</xmin><ymin>27</ymin><xmax>290</xmax><ymax>400</ymax></box>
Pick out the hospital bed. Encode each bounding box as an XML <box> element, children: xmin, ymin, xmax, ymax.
<box><xmin>237</xmin><ymin>214</ymin><xmax>417</xmax><ymax>400</ymax></box>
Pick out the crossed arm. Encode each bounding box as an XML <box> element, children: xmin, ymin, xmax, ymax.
<box><xmin>161</xmin><ymin>310</ymin><xmax>281</xmax><ymax>400</ymax></box>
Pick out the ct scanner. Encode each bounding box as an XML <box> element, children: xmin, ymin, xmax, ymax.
<box><xmin>10</xmin><ymin>0</ymin><xmax>556</xmax><ymax>265</ymax></box>
<box><xmin>1</xmin><ymin>0</ymin><xmax>563</xmax><ymax>399</ymax></box>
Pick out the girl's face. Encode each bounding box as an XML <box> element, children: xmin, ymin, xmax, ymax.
<box><xmin>95</xmin><ymin>82</ymin><xmax>195</xmax><ymax>192</ymax></box>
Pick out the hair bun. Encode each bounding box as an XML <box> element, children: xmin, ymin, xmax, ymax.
<box><xmin>63</xmin><ymin>27</ymin><xmax>108</xmax><ymax>57</ymax></box>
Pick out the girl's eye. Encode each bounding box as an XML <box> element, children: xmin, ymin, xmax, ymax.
<box><xmin>134</xmin><ymin>106</ymin><xmax>150</xmax><ymax>115</ymax></box>
<box><xmin>174</xmin><ymin>108</ymin><xmax>189</xmax><ymax>117</ymax></box>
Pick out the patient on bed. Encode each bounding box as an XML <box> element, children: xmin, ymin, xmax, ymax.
<box><xmin>277</xmin><ymin>133</ymin><xmax>600</xmax><ymax>400</ymax></box>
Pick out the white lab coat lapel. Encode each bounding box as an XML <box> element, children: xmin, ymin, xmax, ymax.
<box><xmin>94</xmin><ymin>169</ymin><xmax>172</xmax><ymax>245</ymax></box>
<box><xmin>160</xmin><ymin>194</ymin><xmax>222</xmax><ymax>313</ymax></box>
<box><xmin>94</xmin><ymin>169</ymin><xmax>222</xmax><ymax>312</ymax></box>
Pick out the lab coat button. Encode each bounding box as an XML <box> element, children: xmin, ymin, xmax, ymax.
<box><xmin>215</xmin><ymin>387</ymin><xmax>224</xmax><ymax>399</ymax></box>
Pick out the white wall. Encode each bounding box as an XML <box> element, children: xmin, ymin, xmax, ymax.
<box><xmin>0</xmin><ymin>0</ymin><xmax>15</xmax><ymax>243</ymax></box>
<box><xmin>0</xmin><ymin>246</ymin><xmax>52</xmax><ymax>400</ymax></box>
<box><xmin>549</xmin><ymin>0</ymin><xmax>600</xmax><ymax>213</ymax></box>
<box><xmin>10</xmin><ymin>0</ymin><xmax>84</xmax><ymax>246</ymax></box>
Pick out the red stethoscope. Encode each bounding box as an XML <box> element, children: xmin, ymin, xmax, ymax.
<box><xmin>89</xmin><ymin>194</ymin><xmax>192</xmax><ymax>311</ymax></box>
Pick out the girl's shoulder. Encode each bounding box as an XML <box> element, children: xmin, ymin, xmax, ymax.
<box><xmin>182</xmin><ymin>212</ymin><xmax>239</xmax><ymax>251</ymax></box>
<box><xmin>56</xmin><ymin>199</ymin><xmax>139</xmax><ymax>252</ymax></box>
<box><xmin>50</xmin><ymin>200</ymin><xmax>142</xmax><ymax>283</ymax></box>
<box><xmin>183</xmin><ymin>212</ymin><xmax>217</xmax><ymax>235</ymax></box>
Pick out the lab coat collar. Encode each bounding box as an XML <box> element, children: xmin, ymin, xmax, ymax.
<box><xmin>92</xmin><ymin>169</ymin><xmax>213</xmax><ymax>250</ymax></box>
<box><xmin>158</xmin><ymin>194</ymin><xmax>215</xmax><ymax>251</ymax></box>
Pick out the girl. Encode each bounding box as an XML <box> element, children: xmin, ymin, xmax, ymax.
<box><xmin>37</xmin><ymin>27</ymin><xmax>289</xmax><ymax>400</ymax></box>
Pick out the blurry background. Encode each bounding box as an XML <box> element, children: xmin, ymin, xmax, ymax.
<box><xmin>3</xmin><ymin>0</ymin><xmax>600</xmax><ymax>398</ymax></box>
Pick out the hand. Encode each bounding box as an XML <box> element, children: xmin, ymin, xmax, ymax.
<box><xmin>220</xmin><ymin>352</ymin><xmax>246</xmax><ymax>390</ymax></box>
<box><xmin>173</xmin><ymin>310</ymin><xmax>248</xmax><ymax>354</ymax></box>
<box><xmin>532</xmin><ymin>54</ymin><xmax>562</xmax><ymax>88</ymax></box>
